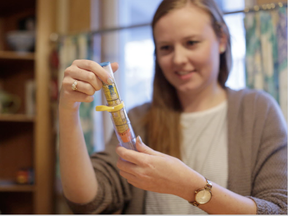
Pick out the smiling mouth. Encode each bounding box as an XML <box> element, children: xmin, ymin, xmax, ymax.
<box><xmin>175</xmin><ymin>71</ymin><xmax>195</xmax><ymax>75</ymax></box>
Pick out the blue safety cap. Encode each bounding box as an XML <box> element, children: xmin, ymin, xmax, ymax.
<box><xmin>100</xmin><ymin>62</ymin><xmax>110</xmax><ymax>67</ymax></box>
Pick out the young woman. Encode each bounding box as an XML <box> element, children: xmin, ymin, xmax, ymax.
<box><xmin>59</xmin><ymin>0</ymin><xmax>287</xmax><ymax>214</ymax></box>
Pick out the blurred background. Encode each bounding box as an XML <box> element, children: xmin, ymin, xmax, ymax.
<box><xmin>0</xmin><ymin>0</ymin><xmax>286</xmax><ymax>213</ymax></box>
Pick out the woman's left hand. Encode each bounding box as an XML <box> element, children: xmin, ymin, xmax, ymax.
<box><xmin>116</xmin><ymin>136</ymin><xmax>204</xmax><ymax>200</ymax></box>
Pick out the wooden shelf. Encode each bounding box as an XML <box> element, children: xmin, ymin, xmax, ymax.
<box><xmin>0</xmin><ymin>114</ymin><xmax>35</xmax><ymax>122</ymax></box>
<box><xmin>0</xmin><ymin>183</ymin><xmax>35</xmax><ymax>192</ymax></box>
<box><xmin>0</xmin><ymin>51</ymin><xmax>35</xmax><ymax>60</ymax></box>
<box><xmin>0</xmin><ymin>0</ymin><xmax>55</xmax><ymax>213</ymax></box>
<box><xmin>0</xmin><ymin>0</ymin><xmax>35</xmax><ymax>17</ymax></box>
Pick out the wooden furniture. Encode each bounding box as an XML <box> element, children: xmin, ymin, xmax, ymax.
<box><xmin>0</xmin><ymin>0</ymin><xmax>55</xmax><ymax>213</ymax></box>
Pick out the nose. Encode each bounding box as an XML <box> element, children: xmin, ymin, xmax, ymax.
<box><xmin>173</xmin><ymin>45</ymin><xmax>188</xmax><ymax>67</ymax></box>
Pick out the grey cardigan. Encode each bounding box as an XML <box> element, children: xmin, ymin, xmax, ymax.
<box><xmin>66</xmin><ymin>88</ymin><xmax>287</xmax><ymax>214</ymax></box>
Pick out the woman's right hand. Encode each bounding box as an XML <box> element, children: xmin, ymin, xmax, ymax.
<box><xmin>59</xmin><ymin>60</ymin><xmax>119</xmax><ymax>112</ymax></box>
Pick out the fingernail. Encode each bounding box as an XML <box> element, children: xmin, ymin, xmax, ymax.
<box><xmin>107</xmin><ymin>77</ymin><xmax>114</xmax><ymax>85</ymax></box>
<box><xmin>137</xmin><ymin>136</ymin><xmax>143</xmax><ymax>144</ymax></box>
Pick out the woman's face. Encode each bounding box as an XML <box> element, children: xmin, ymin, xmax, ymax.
<box><xmin>154</xmin><ymin>5</ymin><xmax>226</xmax><ymax>95</ymax></box>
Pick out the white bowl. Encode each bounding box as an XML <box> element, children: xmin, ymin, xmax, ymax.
<box><xmin>6</xmin><ymin>31</ymin><xmax>35</xmax><ymax>53</ymax></box>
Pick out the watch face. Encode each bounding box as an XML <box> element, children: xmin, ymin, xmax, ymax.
<box><xmin>195</xmin><ymin>189</ymin><xmax>212</xmax><ymax>204</ymax></box>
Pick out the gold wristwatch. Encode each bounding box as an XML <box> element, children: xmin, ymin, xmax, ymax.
<box><xmin>189</xmin><ymin>178</ymin><xmax>212</xmax><ymax>206</ymax></box>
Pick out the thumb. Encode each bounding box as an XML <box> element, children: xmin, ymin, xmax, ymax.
<box><xmin>135</xmin><ymin>136</ymin><xmax>156</xmax><ymax>155</ymax></box>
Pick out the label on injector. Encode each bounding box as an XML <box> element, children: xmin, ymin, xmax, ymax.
<box><xmin>103</xmin><ymin>84</ymin><xmax>120</xmax><ymax>103</ymax></box>
<box><xmin>111</xmin><ymin>109</ymin><xmax>132</xmax><ymax>143</ymax></box>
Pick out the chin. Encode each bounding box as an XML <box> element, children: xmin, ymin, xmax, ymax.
<box><xmin>176</xmin><ymin>84</ymin><xmax>201</xmax><ymax>94</ymax></box>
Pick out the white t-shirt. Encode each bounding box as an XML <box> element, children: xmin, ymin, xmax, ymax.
<box><xmin>145</xmin><ymin>101</ymin><xmax>228</xmax><ymax>214</ymax></box>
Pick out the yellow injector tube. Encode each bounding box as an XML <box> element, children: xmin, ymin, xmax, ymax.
<box><xmin>95</xmin><ymin>62</ymin><xmax>137</xmax><ymax>151</ymax></box>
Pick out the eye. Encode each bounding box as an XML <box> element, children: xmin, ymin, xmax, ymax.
<box><xmin>186</xmin><ymin>40</ymin><xmax>198</xmax><ymax>46</ymax></box>
<box><xmin>157</xmin><ymin>45</ymin><xmax>172</xmax><ymax>55</ymax></box>
<box><xmin>160</xmin><ymin>45</ymin><xmax>171</xmax><ymax>51</ymax></box>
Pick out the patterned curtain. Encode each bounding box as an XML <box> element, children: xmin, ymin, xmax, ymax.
<box><xmin>245</xmin><ymin>7</ymin><xmax>287</xmax><ymax>122</ymax></box>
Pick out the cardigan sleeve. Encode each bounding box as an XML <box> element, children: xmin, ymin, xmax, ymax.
<box><xmin>248</xmin><ymin>92</ymin><xmax>287</xmax><ymax>214</ymax></box>
<box><xmin>64</xmin><ymin>103</ymin><xmax>149</xmax><ymax>214</ymax></box>
<box><xmin>64</xmin><ymin>131</ymin><xmax>132</xmax><ymax>214</ymax></box>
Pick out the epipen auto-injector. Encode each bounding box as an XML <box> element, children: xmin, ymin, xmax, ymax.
<box><xmin>95</xmin><ymin>62</ymin><xmax>137</xmax><ymax>151</ymax></box>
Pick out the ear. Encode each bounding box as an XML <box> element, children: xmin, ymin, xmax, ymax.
<box><xmin>219</xmin><ymin>45</ymin><xmax>226</xmax><ymax>54</ymax></box>
<box><xmin>218</xmin><ymin>28</ymin><xmax>228</xmax><ymax>54</ymax></box>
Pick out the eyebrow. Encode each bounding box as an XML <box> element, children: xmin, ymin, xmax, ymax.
<box><xmin>183</xmin><ymin>35</ymin><xmax>201</xmax><ymax>40</ymax></box>
<box><xmin>155</xmin><ymin>41</ymin><xmax>170</xmax><ymax>46</ymax></box>
<box><xmin>156</xmin><ymin>35</ymin><xmax>201</xmax><ymax>45</ymax></box>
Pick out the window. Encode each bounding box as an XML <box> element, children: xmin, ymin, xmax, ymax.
<box><xmin>118</xmin><ymin>0</ymin><xmax>162</xmax><ymax>111</ymax></box>
<box><xmin>222</xmin><ymin>0</ymin><xmax>246</xmax><ymax>90</ymax></box>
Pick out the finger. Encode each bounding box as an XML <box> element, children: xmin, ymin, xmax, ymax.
<box><xmin>66</xmin><ymin>65</ymin><xmax>103</xmax><ymax>91</ymax></box>
<box><xmin>64</xmin><ymin>78</ymin><xmax>96</xmax><ymax>96</ymax></box>
<box><xmin>72</xmin><ymin>60</ymin><xmax>114</xmax><ymax>85</ymax></box>
<box><xmin>119</xmin><ymin>170</ymin><xmax>148</xmax><ymax>191</ymax></box>
<box><xmin>117</xmin><ymin>157</ymin><xmax>138</xmax><ymax>175</ymax></box>
<box><xmin>111</xmin><ymin>62</ymin><xmax>119</xmax><ymax>72</ymax></box>
<box><xmin>62</xmin><ymin>87</ymin><xmax>94</xmax><ymax>103</ymax></box>
<box><xmin>119</xmin><ymin>170</ymin><xmax>137</xmax><ymax>181</ymax></box>
<box><xmin>119</xmin><ymin>170</ymin><xmax>139</xmax><ymax>186</ymax></box>
<box><xmin>116</xmin><ymin>145</ymin><xmax>148</xmax><ymax>166</ymax></box>
<box><xmin>135</xmin><ymin>136</ymin><xmax>157</xmax><ymax>155</ymax></box>
<box><xmin>135</xmin><ymin>136</ymin><xmax>163</xmax><ymax>157</ymax></box>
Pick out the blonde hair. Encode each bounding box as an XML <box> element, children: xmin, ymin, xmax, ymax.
<box><xmin>144</xmin><ymin>0</ymin><xmax>232</xmax><ymax>159</ymax></box>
